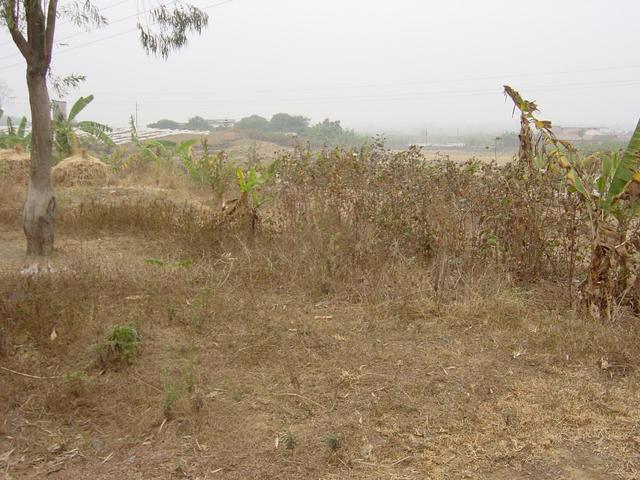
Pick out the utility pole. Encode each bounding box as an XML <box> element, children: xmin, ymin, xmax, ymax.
<box><xmin>425</xmin><ymin>127</ymin><xmax>428</xmax><ymax>148</ymax></box>
<box><xmin>135</xmin><ymin>102</ymin><xmax>139</xmax><ymax>129</ymax></box>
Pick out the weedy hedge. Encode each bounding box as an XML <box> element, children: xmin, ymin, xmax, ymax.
<box><xmin>268</xmin><ymin>98</ymin><xmax>640</xmax><ymax>321</ymax></box>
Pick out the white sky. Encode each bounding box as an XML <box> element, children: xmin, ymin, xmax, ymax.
<box><xmin>0</xmin><ymin>0</ymin><xmax>639</xmax><ymax>135</ymax></box>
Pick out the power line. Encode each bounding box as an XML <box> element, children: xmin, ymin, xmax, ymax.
<box><xmin>0</xmin><ymin>0</ymin><xmax>233</xmax><ymax>64</ymax></box>
<box><xmin>89</xmin><ymin>67</ymin><xmax>640</xmax><ymax>97</ymax></box>
<box><xmin>82</xmin><ymin>79</ymin><xmax>640</xmax><ymax>107</ymax></box>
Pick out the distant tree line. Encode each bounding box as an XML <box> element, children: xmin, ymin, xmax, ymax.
<box><xmin>236</xmin><ymin>113</ymin><xmax>366</xmax><ymax>147</ymax></box>
<box><xmin>148</xmin><ymin>116</ymin><xmax>211</xmax><ymax>131</ymax></box>
<box><xmin>148</xmin><ymin>112</ymin><xmax>368</xmax><ymax>148</ymax></box>
<box><xmin>235</xmin><ymin>113</ymin><xmax>310</xmax><ymax>134</ymax></box>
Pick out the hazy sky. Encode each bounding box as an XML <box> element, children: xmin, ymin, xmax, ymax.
<box><xmin>1</xmin><ymin>0</ymin><xmax>639</xmax><ymax>134</ymax></box>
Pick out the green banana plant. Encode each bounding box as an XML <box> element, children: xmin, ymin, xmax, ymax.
<box><xmin>127</xmin><ymin>116</ymin><xmax>188</xmax><ymax>185</ymax></box>
<box><xmin>128</xmin><ymin>115</ymin><xmax>177</xmax><ymax>163</ymax></box>
<box><xmin>505</xmin><ymin>84</ymin><xmax>640</xmax><ymax>320</ymax></box>
<box><xmin>0</xmin><ymin>112</ymin><xmax>31</xmax><ymax>149</ymax></box>
<box><xmin>53</xmin><ymin>95</ymin><xmax>113</xmax><ymax>159</ymax></box>
<box><xmin>558</xmin><ymin>121</ymin><xmax>640</xmax><ymax>226</ymax></box>
<box><xmin>236</xmin><ymin>165</ymin><xmax>269</xmax><ymax>209</ymax></box>
<box><xmin>178</xmin><ymin>138</ymin><xmax>236</xmax><ymax>209</ymax></box>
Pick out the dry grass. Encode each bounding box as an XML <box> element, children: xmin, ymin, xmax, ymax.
<box><xmin>0</xmin><ymin>145</ymin><xmax>639</xmax><ymax>479</ymax></box>
<box><xmin>0</xmin><ymin>147</ymin><xmax>30</xmax><ymax>185</ymax></box>
<box><xmin>0</xmin><ymin>178</ymin><xmax>25</xmax><ymax>226</ymax></box>
<box><xmin>422</xmin><ymin>148</ymin><xmax>515</xmax><ymax>165</ymax></box>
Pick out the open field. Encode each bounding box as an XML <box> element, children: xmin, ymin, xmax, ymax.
<box><xmin>1</xmin><ymin>145</ymin><xmax>640</xmax><ymax>480</ymax></box>
<box><xmin>422</xmin><ymin>149</ymin><xmax>515</xmax><ymax>165</ymax></box>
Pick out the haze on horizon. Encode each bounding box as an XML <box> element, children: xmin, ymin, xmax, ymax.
<box><xmin>0</xmin><ymin>0</ymin><xmax>638</xmax><ymax>135</ymax></box>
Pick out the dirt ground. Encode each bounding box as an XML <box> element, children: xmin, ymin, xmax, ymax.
<box><xmin>1</xmin><ymin>182</ymin><xmax>639</xmax><ymax>480</ymax></box>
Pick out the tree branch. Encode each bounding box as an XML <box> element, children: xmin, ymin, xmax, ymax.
<box><xmin>45</xmin><ymin>0</ymin><xmax>59</xmax><ymax>65</ymax></box>
<box><xmin>4</xmin><ymin>0</ymin><xmax>34</xmax><ymax>61</ymax></box>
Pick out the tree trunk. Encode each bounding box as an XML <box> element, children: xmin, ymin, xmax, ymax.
<box><xmin>23</xmin><ymin>68</ymin><xmax>55</xmax><ymax>256</ymax></box>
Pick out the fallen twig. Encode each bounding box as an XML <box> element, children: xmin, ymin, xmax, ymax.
<box><xmin>0</xmin><ymin>366</ymin><xmax>61</xmax><ymax>380</ymax></box>
<box><xmin>100</xmin><ymin>452</ymin><xmax>114</xmax><ymax>464</ymax></box>
<box><xmin>388</xmin><ymin>455</ymin><xmax>413</xmax><ymax>466</ymax></box>
<box><xmin>275</xmin><ymin>392</ymin><xmax>327</xmax><ymax>410</ymax></box>
<box><xmin>132</xmin><ymin>375</ymin><xmax>162</xmax><ymax>393</ymax></box>
<box><xmin>158</xmin><ymin>418</ymin><xmax>167</xmax><ymax>434</ymax></box>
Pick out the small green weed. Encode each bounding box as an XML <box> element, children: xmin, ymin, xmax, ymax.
<box><xmin>144</xmin><ymin>258</ymin><xmax>193</xmax><ymax>268</ymax></box>
<box><xmin>162</xmin><ymin>363</ymin><xmax>198</xmax><ymax>418</ymax></box>
<box><xmin>98</xmin><ymin>324</ymin><xmax>141</xmax><ymax>366</ymax></box>
<box><xmin>63</xmin><ymin>370</ymin><xmax>90</xmax><ymax>397</ymax></box>
<box><xmin>326</xmin><ymin>433</ymin><xmax>342</xmax><ymax>451</ymax></box>
<box><xmin>284</xmin><ymin>431</ymin><xmax>297</xmax><ymax>450</ymax></box>
<box><xmin>163</xmin><ymin>379</ymin><xmax>182</xmax><ymax>417</ymax></box>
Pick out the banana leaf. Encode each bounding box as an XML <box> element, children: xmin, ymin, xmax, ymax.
<box><xmin>77</xmin><ymin>120</ymin><xmax>114</xmax><ymax>145</ymax></box>
<box><xmin>606</xmin><ymin>119</ymin><xmax>640</xmax><ymax>203</ymax></box>
<box><xmin>68</xmin><ymin>95</ymin><xmax>94</xmax><ymax>123</ymax></box>
<box><xmin>16</xmin><ymin>117</ymin><xmax>27</xmax><ymax>138</ymax></box>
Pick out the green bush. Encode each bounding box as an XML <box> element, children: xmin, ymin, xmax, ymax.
<box><xmin>98</xmin><ymin>324</ymin><xmax>142</xmax><ymax>365</ymax></box>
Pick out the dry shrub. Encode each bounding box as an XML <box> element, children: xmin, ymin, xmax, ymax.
<box><xmin>56</xmin><ymin>144</ymin><xmax>584</xmax><ymax>302</ymax></box>
<box><xmin>41</xmin><ymin>142</ymin><xmax>611</xmax><ymax>316</ymax></box>
<box><xmin>53</xmin><ymin>150</ymin><xmax>111</xmax><ymax>187</ymax></box>
<box><xmin>112</xmin><ymin>159</ymin><xmax>196</xmax><ymax>191</ymax></box>
<box><xmin>0</xmin><ymin>178</ymin><xmax>25</xmax><ymax>225</ymax></box>
<box><xmin>58</xmin><ymin>198</ymin><xmax>229</xmax><ymax>253</ymax></box>
<box><xmin>270</xmin><ymin>144</ymin><xmax>577</xmax><ymax>291</ymax></box>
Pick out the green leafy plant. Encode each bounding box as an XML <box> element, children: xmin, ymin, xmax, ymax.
<box><xmin>236</xmin><ymin>165</ymin><xmax>269</xmax><ymax>209</ymax></box>
<box><xmin>162</xmin><ymin>362</ymin><xmax>198</xmax><ymax>418</ymax></box>
<box><xmin>63</xmin><ymin>370</ymin><xmax>90</xmax><ymax>397</ymax></box>
<box><xmin>568</xmin><ymin>125</ymin><xmax>640</xmax><ymax>320</ymax></box>
<box><xmin>505</xmin><ymin>85</ymin><xmax>640</xmax><ymax>320</ymax></box>
<box><xmin>326</xmin><ymin>433</ymin><xmax>342</xmax><ymax>451</ymax></box>
<box><xmin>126</xmin><ymin>116</ymin><xmax>180</xmax><ymax>183</ymax></box>
<box><xmin>144</xmin><ymin>258</ymin><xmax>193</xmax><ymax>268</ymax></box>
<box><xmin>227</xmin><ymin>165</ymin><xmax>271</xmax><ymax>238</ymax></box>
<box><xmin>179</xmin><ymin>138</ymin><xmax>235</xmax><ymax>208</ymax></box>
<box><xmin>284</xmin><ymin>430</ymin><xmax>297</xmax><ymax>450</ymax></box>
<box><xmin>98</xmin><ymin>324</ymin><xmax>142</xmax><ymax>365</ymax></box>
<box><xmin>163</xmin><ymin>372</ymin><xmax>183</xmax><ymax>417</ymax></box>
<box><xmin>52</xmin><ymin>95</ymin><xmax>113</xmax><ymax>159</ymax></box>
<box><xmin>0</xmin><ymin>112</ymin><xmax>30</xmax><ymax>149</ymax></box>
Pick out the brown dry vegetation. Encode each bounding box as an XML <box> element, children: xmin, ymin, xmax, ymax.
<box><xmin>0</xmin><ymin>144</ymin><xmax>639</xmax><ymax>479</ymax></box>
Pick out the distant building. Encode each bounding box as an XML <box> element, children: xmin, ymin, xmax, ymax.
<box><xmin>551</xmin><ymin>126</ymin><xmax>617</xmax><ymax>142</ymax></box>
<box><xmin>414</xmin><ymin>142</ymin><xmax>465</xmax><ymax>148</ymax></box>
<box><xmin>206</xmin><ymin>118</ymin><xmax>236</xmax><ymax>128</ymax></box>
<box><xmin>51</xmin><ymin>100</ymin><xmax>67</xmax><ymax>119</ymax></box>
